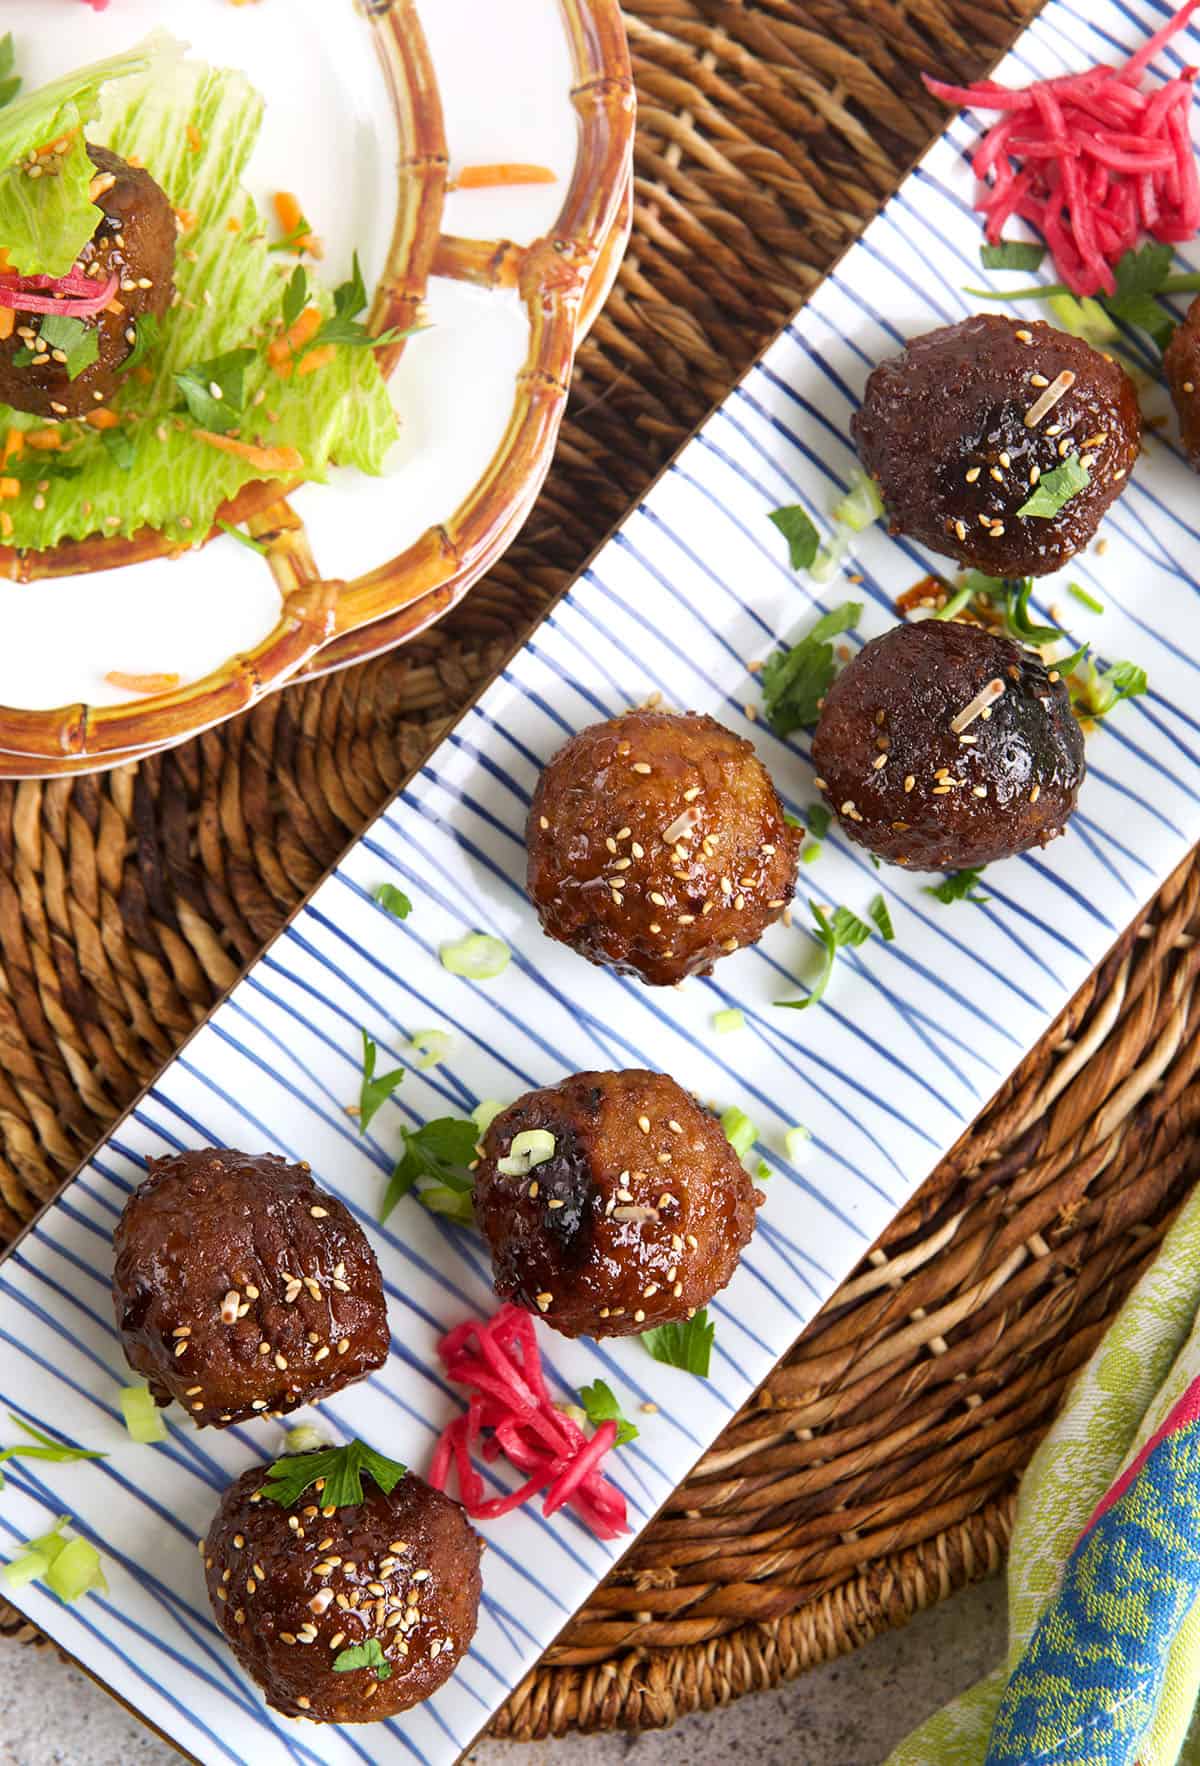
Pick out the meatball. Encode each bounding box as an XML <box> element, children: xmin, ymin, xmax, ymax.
<box><xmin>112</xmin><ymin>1148</ymin><xmax>389</xmax><ymax>1428</ymax></box>
<box><xmin>810</xmin><ymin>618</ymin><xmax>1085</xmax><ymax>870</ymax></box>
<box><xmin>473</xmin><ymin>1068</ymin><xmax>759</xmax><ymax>1339</ymax></box>
<box><xmin>852</xmin><ymin>314</ymin><xmax>1140</xmax><ymax>577</ymax></box>
<box><xmin>0</xmin><ymin>143</ymin><xmax>176</xmax><ymax>420</ymax></box>
<box><xmin>1164</xmin><ymin>295</ymin><xmax>1200</xmax><ymax>469</ymax></box>
<box><xmin>204</xmin><ymin>1457</ymin><xmax>482</xmax><ymax>1723</ymax></box>
<box><xmin>527</xmin><ymin>710</ymin><xmax>800</xmax><ymax>987</ymax></box>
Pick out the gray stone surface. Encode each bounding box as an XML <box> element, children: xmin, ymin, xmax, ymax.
<box><xmin>0</xmin><ymin>1574</ymin><xmax>1006</xmax><ymax>1764</ymax></box>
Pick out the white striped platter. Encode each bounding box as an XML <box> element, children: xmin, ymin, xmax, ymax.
<box><xmin>2</xmin><ymin>1</ymin><xmax>1198</xmax><ymax>1761</ymax></box>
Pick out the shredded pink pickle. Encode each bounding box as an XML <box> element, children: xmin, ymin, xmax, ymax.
<box><xmin>428</xmin><ymin>1304</ymin><xmax>631</xmax><ymax>1538</ymax></box>
<box><xmin>924</xmin><ymin>0</ymin><xmax>1200</xmax><ymax>294</ymax></box>
<box><xmin>0</xmin><ymin>271</ymin><xmax>119</xmax><ymax>318</ymax></box>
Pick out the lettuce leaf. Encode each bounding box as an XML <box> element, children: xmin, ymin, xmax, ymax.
<box><xmin>0</xmin><ymin>36</ymin><xmax>173</xmax><ymax>277</ymax></box>
<box><xmin>0</xmin><ymin>47</ymin><xmax>398</xmax><ymax>551</ymax></box>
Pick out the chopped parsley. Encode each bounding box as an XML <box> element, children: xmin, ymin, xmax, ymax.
<box><xmin>1017</xmin><ymin>453</ymin><xmax>1091</xmax><ymax>520</ymax></box>
<box><xmin>965</xmin><ymin>244</ymin><xmax>1187</xmax><ymax>351</ymax></box>
<box><xmin>578</xmin><ymin>1379</ymin><xmax>638</xmax><ymax>1448</ymax></box>
<box><xmin>0</xmin><ymin>1414</ymin><xmax>105</xmax><ymax>1490</ymax></box>
<box><xmin>759</xmin><ymin>602</ymin><xmax>863</xmax><ymax>737</ymax></box>
<box><xmin>925</xmin><ymin>868</ymin><xmax>990</xmax><ymax>906</ymax></box>
<box><xmin>776</xmin><ymin>899</ymin><xmax>873</xmax><ymax>1011</ymax></box>
<box><xmin>333</xmin><ymin>1638</ymin><xmax>392</xmax><ymax>1681</ymax></box>
<box><xmin>767</xmin><ymin>504</ymin><xmax>820</xmax><ymax>572</ymax></box>
<box><xmin>16</xmin><ymin>314</ymin><xmax>100</xmax><ymax>381</ymax></box>
<box><xmin>175</xmin><ymin>347</ymin><xmax>256</xmax><ymax>433</ymax></box>
<box><xmin>260</xmin><ymin>1438</ymin><xmax>407</xmax><ymax>1510</ymax></box>
<box><xmin>640</xmin><ymin>1309</ymin><xmax>715</xmax><ymax>1379</ymax></box>
<box><xmin>270</xmin><ymin>216</ymin><xmax>319</xmax><ymax>257</ymax></box>
<box><xmin>281</xmin><ymin>264</ymin><xmax>309</xmax><ymax>330</ymax></box>
<box><xmin>374</xmin><ymin>883</ymin><xmax>413</xmax><ymax>920</ymax></box>
<box><xmin>380</xmin><ymin>1116</ymin><xmax>477</xmax><ymax>1224</ymax></box>
<box><xmin>120</xmin><ymin>312</ymin><xmax>163</xmax><ymax>377</ymax></box>
<box><xmin>980</xmin><ymin>240</ymin><xmax>1046</xmax><ymax>273</ymax></box>
<box><xmin>805</xmin><ymin>802</ymin><xmax>833</xmax><ymax>841</ymax></box>
<box><xmin>357</xmin><ymin>1029</ymin><xmax>405</xmax><ymax>1133</ymax></box>
<box><xmin>286</xmin><ymin>256</ymin><xmax>413</xmax><ymax>355</ymax></box>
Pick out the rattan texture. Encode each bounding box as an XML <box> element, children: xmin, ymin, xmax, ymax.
<box><xmin>10</xmin><ymin>0</ymin><xmax>1188</xmax><ymax>1745</ymax></box>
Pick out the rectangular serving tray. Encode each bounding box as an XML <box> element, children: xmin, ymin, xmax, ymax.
<box><xmin>2</xmin><ymin>1</ymin><xmax>1199</xmax><ymax>1761</ymax></box>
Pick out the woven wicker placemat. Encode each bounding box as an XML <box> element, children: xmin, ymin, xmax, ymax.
<box><xmin>12</xmin><ymin>0</ymin><xmax>1194</xmax><ymax>1745</ymax></box>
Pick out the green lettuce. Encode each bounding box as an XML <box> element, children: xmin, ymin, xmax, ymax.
<box><xmin>0</xmin><ymin>36</ymin><xmax>171</xmax><ymax>277</ymax></box>
<box><xmin>1</xmin><ymin>43</ymin><xmax>398</xmax><ymax>551</ymax></box>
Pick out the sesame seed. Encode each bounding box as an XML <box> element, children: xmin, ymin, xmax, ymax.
<box><xmin>539</xmin><ymin>816</ymin><xmax>549</xmax><ymax>830</ymax></box>
<box><xmin>872</xmin><ymin>753</ymin><xmax>887</xmax><ymax>771</ymax></box>
<box><xmin>275</xmin><ymin>1353</ymin><xmax>288</xmax><ymax>1371</ymax></box>
<box><xmin>1016</xmin><ymin>328</ymin><xmax>1033</xmax><ymax>343</ymax></box>
<box><xmin>631</xmin><ymin>762</ymin><xmax>652</xmax><ymax>775</ymax></box>
<box><xmin>337</xmin><ymin>1338</ymin><xmax>351</xmax><ymax>1355</ymax></box>
<box><xmin>1030</xmin><ymin>783</ymin><xmax>1041</xmax><ymax>803</ymax></box>
<box><xmin>904</xmin><ymin>775</ymin><xmax>915</xmax><ymax>793</ymax></box>
<box><xmin>1029</xmin><ymin>373</ymin><xmax>1049</xmax><ymax>388</ymax></box>
<box><xmin>972</xmin><ymin>785</ymin><xmax>988</xmax><ymax>798</ymax></box>
<box><xmin>964</xmin><ymin>466</ymin><xmax>981</xmax><ymax>484</ymax></box>
<box><xmin>535</xmin><ymin>1292</ymin><xmax>553</xmax><ymax>1311</ymax></box>
<box><xmin>310</xmin><ymin>1206</ymin><xmax>328</xmax><ymax>1218</ymax></box>
<box><xmin>638</xmin><ymin>1115</ymin><xmax>651</xmax><ymax>1133</ymax></box>
<box><xmin>954</xmin><ymin>519</ymin><xmax>967</xmax><ymax>541</ymax></box>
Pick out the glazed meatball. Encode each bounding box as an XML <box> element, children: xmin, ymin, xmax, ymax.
<box><xmin>112</xmin><ymin>1148</ymin><xmax>389</xmax><ymax>1428</ymax></box>
<box><xmin>527</xmin><ymin>710</ymin><xmax>800</xmax><ymax>987</ymax></box>
<box><xmin>204</xmin><ymin>1457</ymin><xmax>482</xmax><ymax>1723</ymax></box>
<box><xmin>1164</xmin><ymin>295</ymin><xmax>1200</xmax><ymax>469</ymax></box>
<box><xmin>810</xmin><ymin>618</ymin><xmax>1085</xmax><ymax>870</ymax></box>
<box><xmin>0</xmin><ymin>144</ymin><xmax>176</xmax><ymax>420</ymax></box>
<box><xmin>852</xmin><ymin>314</ymin><xmax>1140</xmax><ymax>577</ymax></box>
<box><xmin>473</xmin><ymin>1068</ymin><xmax>759</xmax><ymax>1339</ymax></box>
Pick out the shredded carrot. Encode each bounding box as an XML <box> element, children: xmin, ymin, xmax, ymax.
<box><xmin>127</xmin><ymin>154</ymin><xmax>145</xmax><ymax>169</ymax></box>
<box><xmin>226</xmin><ymin>215</ymin><xmax>242</xmax><ymax>233</ymax></box>
<box><xmin>87</xmin><ymin>408</ymin><xmax>120</xmax><ymax>430</ymax></box>
<box><xmin>3</xmin><ymin>429</ymin><xmax>23</xmax><ymax>465</ymax></box>
<box><xmin>174</xmin><ymin>207</ymin><xmax>197</xmax><ymax>234</ymax></box>
<box><xmin>0</xmin><ymin>514</ymin><xmax>12</xmax><ymax>540</ymax></box>
<box><xmin>25</xmin><ymin>430</ymin><xmax>63</xmax><ymax>452</ymax></box>
<box><xmin>104</xmin><ymin>297</ymin><xmax>125</xmax><ymax>317</ymax></box>
<box><xmin>287</xmin><ymin>307</ymin><xmax>323</xmax><ymax>352</ymax></box>
<box><xmin>193</xmin><ymin>430</ymin><xmax>305</xmax><ymax>475</ymax></box>
<box><xmin>186</xmin><ymin>125</ymin><xmax>203</xmax><ymax>154</ymax></box>
<box><xmin>0</xmin><ymin>478</ymin><xmax>20</xmax><ymax>501</ymax></box>
<box><xmin>272</xmin><ymin>191</ymin><xmax>323</xmax><ymax>257</ymax></box>
<box><xmin>0</xmin><ymin>309</ymin><xmax>13</xmax><ymax>343</ymax></box>
<box><xmin>296</xmin><ymin>343</ymin><xmax>337</xmax><ymax>379</ymax></box>
<box><xmin>105</xmin><ymin>671</ymin><xmax>181</xmax><ymax>695</ymax></box>
<box><xmin>32</xmin><ymin>128</ymin><xmax>77</xmax><ymax>159</ymax></box>
<box><xmin>451</xmin><ymin>162</ymin><xmax>557</xmax><ymax>191</ymax></box>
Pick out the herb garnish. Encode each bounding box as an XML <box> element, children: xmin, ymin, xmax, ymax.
<box><xmin>641</xmin><ymin>1309</ymin><xmax>715</xmax><ymax>1378</ymax></box>
<box><xmin>936</xmin><ymin>572</ymin><xmax>1063</xmax><ymax>647</ymax></box>
<box><xmin>282</xmin><ymin>257</ymin><xmax>413</xmax><ymax>356</ymax></box>
<box><xmin>578</xmin><ymin>1379</ymin><xmax>639</xmax><ymax>1448</ymax></box>
<box><xmin>776</xmin><ymin>899</ymin><xmax>874</xmax><ymax>1011</ymax></box>
<box><xmin>15</xmin><ymin>314</ymin><xmax>100</xmax><ymax>381</ymax></box>
<box><xmin>925</xmin><ymin>868</ymin><xmax>991</xmax><ymax>906</ymax></box>
<box><xmin>380</xmin><ymin>1116</ymin><xmax>477</xmax><ymax>1225</ymax></box>
<box><xmin>120</xmin><ymin>313</ymin><xmax>163</xmax><ymax>377</ymax></box>
<box><xmin>759</xmin><ymin>602</ymin><xmax>863</xmax><ymax>737</ymax></box>
<box><xmin>332</xmin><ymin>1638</ymin><xmax>392</xmax><ymax>1681</ymax></box>
<box><xmin>1072</xmin><ymin>657</ymin><xmax>1149</xmax><ymax>719</ymax></box>
<box><xmin>1017</xmin><ymin>453</ymin><xmax>1091</xmax><ymax>520</ymax></box>
<box><xmin>0</xmin><ymin>34</ymin><xmax>22</xmax><ymax>111</ymax></box>
<box><xmin>980</xmin><ymin>241</ymin><xmax>1046</xmax><ymax>273</ymax></box>
<box><xmin>374</xmin><ymin>883</ymin><xmax>413</xmax><ymax>920</ymax></box>
<box><xmin>768</xmin><ymin>504</ymin><xmax>820</xmax><ymax>571</ymax></box>
<box><xmin>0</xmin><ymin>1414</ymin><xmax>106</xmax><ymax>1490</ymax></box>
<box><xmin>175</xmin><ymin>348</ymin><xmax>256</xmax><ymax>433</ymax></box>
<box><xmin>270</xmin><ymin>215</ymin><xmax>319</xmax><ymax>257</ymax></box>
<box><xmin>260</xmin><ymin>1439</ymin><xmax>407</xmax><ymax>1510</ymax></box>
<box><xmin>967</xmin><ymin>242</ymin><xmax>1186</xmax><ymax>350</ymax></box>
<box><xmin>868</xmin><ymin>893</ymin><xmax>895</xmax><ymax>942</ymax></box>
<box><xmin>358</xmin><ymin>1029</ymin><xmax>405</xmax><ymax>1133</ymax></box>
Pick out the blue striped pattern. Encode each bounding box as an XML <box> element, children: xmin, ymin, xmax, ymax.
<box><xmin>2</xmin><ymin>1</ymin><xmax>1200</xmax><ymax>1758</ymax></box>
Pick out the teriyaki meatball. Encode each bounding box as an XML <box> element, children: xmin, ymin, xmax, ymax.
<box><xmin>1164</xmin><ymin>294</ymin><xmax>1200</xmax><ymax>469</ymax></box>
<box><xmin>473</xmin><ymin>1068</ymin><xmax>760</xmax><ymax>1340</ymax></box>
<box><xmin>852</xmin><ymin>314</ymin><xmax>1140</xmax><ymax>577</ymax></box>
<box><xmin>810</xmin><ymin>618</ymin><xmax>1085</xmax><ymax>870</ymax></box>
<box><xmin>527</xmin><ymin>709</ymin><xmax>800</xmax><ymax>986</ymax></box>
<box><xmin>112</xmin><ymin>1148</ymin><xmax>389</xmax><ymax>1428</ymax></box>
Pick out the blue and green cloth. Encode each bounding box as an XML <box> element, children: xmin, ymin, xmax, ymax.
<box><xmin>889</xmin><ymin>1180</ymin><xmax>1200</xmax><ymax>1766</ymax></box>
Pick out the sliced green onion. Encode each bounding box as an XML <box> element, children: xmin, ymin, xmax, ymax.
<box><xmin>1046</xmin><ymin>293</ymin><xmax>1120</xmax><ymax>346</ymax></box>
<box><xmin>2</xmin><ymin>1549</ymin><xmax>49</xmax><ymax>1590</ymax></box>
<box><xmin>409</xmin><ymin>1028</ymin><xmax>452</xmax><ymax>1070</ymax></box>
<box><xmin>755</xmin><ymin>1159</ymin><xmax>772</xmax><ymax>1182</ymax></box>
<box><xmin>282</xmin><ymin>1424</ymin><xmax>331</xmax><ymax>1456</ymax></box>
<box><xmin>119</xmin><ymin>1385</ymin><xmax>167</xmax><ymax>1445</ymax></box>
<box><xmin>785</xmin><ymin>1125</ymin><xmax>812</xmax><ymax>1164</ymax></box>
<box><xmin>472</xmin><ymin>1099</ymin><xmax>506</xmax><ymax>1136</ymax></box>
<box><xmin>418</xmin><ymin>1184</ymin><xmax>475</xmax><ymax>1226</ymax></box>
<box><xmin>27</xmin><ymin>1520</ymin><xmax>71</xmax><ymax>1567</ymax></box>
<box><xmin>720</xmin><ymin>1106</ymin><xmax>757</xmax><ymax>1160</ymax></box>
<box><xmin>712</xmin><ymin>1008</ymin><xmax>745</xmax><ymax>1034</ymax></box>
<box><xmin>439</xmin><ymin>932</ymin><xmax>511</xmax><ymax>981</ymax></box>
<box><xmin>1068</xmin><ymin>583</ymin><xmax>1104</xmax><ymax>615</ymax></box>
<box><xmin>801</xmin><ymin>843</ymin><xmax>822</xmax><ymax>865</ymax></box>
<box><xmin>809</xmin><ymin>528</ymin><xmax>851</xmax><ymax>583</ymax></box>
<box><xmin>496</xmin><ymin>1129</ymin><xmax>556</xmax><ymax>1177</ymax></box>
<box><xmin>44</xmin><ymin>1537</ymin><xmax>107</xmax><ymax>1603</ymax></box>
<box><xmin>832</xmin><ymin>468</ymin><xmax>884</xmax><ymax>533</ymax></box>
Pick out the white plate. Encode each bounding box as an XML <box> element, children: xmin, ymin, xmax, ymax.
<box><xmin>0</xmin><ymin>0</ymin><xmax>588</xmax><ymax>715</ymax></box>
<box><xmin>2</xmin><ymin>1</ymin><xmax>1198</xmax><ymax>1762</ymax></box>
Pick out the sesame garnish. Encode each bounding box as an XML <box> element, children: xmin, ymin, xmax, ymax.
<box><xmin>310</xmin><ymin>1206</ymin><xmax>328</xmax><ymax>1219</ymax></box>
<box><xmin>631</xmin><ymin>761</ymin><xmax>652</xmax><ymax>775</ymax></box>
<box><xmin>964</xmin><ymin>466</ymin><xmax>981</xmax><ymax>484</ymax></box>
<box><xmin>1030</xmin><ymin>783</ymin><xmax>1041</xmax><ymax>803</ymax></box>
<box><xmin>534</xmin><ymin>1292</ymin><xmax>553</xmax><ymax>1312</ymax></box>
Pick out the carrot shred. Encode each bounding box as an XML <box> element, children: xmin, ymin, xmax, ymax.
<box><xmin>226</xmin><ymin>215</ymin><xmax>242</xmax><ymax>233</ymax></box>
<box><xmin>286</xmin><ymin>307</ymin><xmax>322</xmax><ymax>351</ymax></box>
<box><xmin>451</xmin><ymin>162</ymin><xmax>557</xmax><ymax>191</ymax></box>
<box><xmin>25</xmin><ymin>430</ymin><xmax>63</xmax><ymax>452</ymax></box>
<box><xmin>174</xmin><ymin>208</ymin><xmax>197</xmax><ymax>234</ymax></box>
<box><xmin>192</xmin><ymin>430</ymin><xmax>305</xmax><ymax>475</ymax></box>
<box><xmin>272</xmin><ymin>191</ymin><xmax>323</xmax><ymax>257</ymax></box>
<box><xmin>105</xmin><ymin>671</ymin><xmax>181</xmax><ymax>695</ymax></box>
<box><xmin>0</xmin><ymin>309</ymin><xmax>13</xmax><ymax>343</ymax></box>
<box><xmin>3</xmin><ymin>429</ymin><xmax>23</xmax><ymax>465</ymax></box>
<box><xmin>0</xmin><ymin>514</ymin><xmax>12</xmax><ymax>539</ymax></box>
<box><xmin>186</xmin><ymin>124</ymin><xmax>203</xmax><ymax>154</ymax></box>
<box><xmin>0</xmin><ymin>478</ymin><xmax>20</xmax><ymax>501</ymax></box>
<box><xmin>87</xmin><ymin>408</ymin><xmax>120</xmax><ymax>430</ymax></box>
<box><xmin>296</xmin><ymin>344</ymin><xmax>337</xmax><ymax>378</ymax></box>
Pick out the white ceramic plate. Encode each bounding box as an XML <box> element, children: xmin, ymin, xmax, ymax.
<box><xmin>2</xmin><ymin>1</ymin><xmax>1198</xmax><ymax>1762</ymax></box>
<box><xmin>0</xmin><ymin>0</ymin><xmax>586</xmax><ymax>715</ymax></box>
